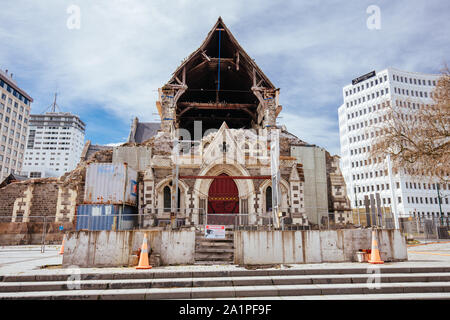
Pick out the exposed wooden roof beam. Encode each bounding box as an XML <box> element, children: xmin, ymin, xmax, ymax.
<box><xmin>181</xmin><ymin>116</ymin><xmax>250</xmax><ymax>121</ymax></box>
<box><xmin>178</xmin><ymin>102</ymin><xmax>255</xmax><ymax>109</ymax></box>
<box><xmin>179</xmin><ymin>175</ymin><xmax>271</xmax><ymax>180</ymax></box>
<box><xmin>201</xmin><ymin>51</ymin><xmax>211</xmax><ymax>61</ymax></box>
<box><xmin>166</xmin><ymin>18</ymin><xmax>275</xmax><ymax>89</ymax></box>
<box><xmin>175</xmin><ymin>76</ymin><xmax>183</xmax><ymax>85</ymax></box>
<box><xmin>164</xmin><ymin>83</ymin><xmax>188</xmax><ymax>90</ymax></box>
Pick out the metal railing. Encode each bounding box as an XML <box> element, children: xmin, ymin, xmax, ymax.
<box><xmin>348</xmin><ymin>211</ymin><xmax>397</xmax><ymax>229</ymax></box>
<box><xmin>399</xmin><ymin>216</ymin><xmax>450</xmax><ymax>240</ymax></box>
<box><xmin>0</xmin><ymin>215</ymin><xmax>76</xmax><ymax>253</ymax></box>
<box><xmin>144</xmin><ymin>208</ymin><xmax>204</xmax><ymax>228</ymax></box>
<box><xmin>198</xmin><ymin>213</ymin><xmax>250</xmax><ymax>228</ymax></box>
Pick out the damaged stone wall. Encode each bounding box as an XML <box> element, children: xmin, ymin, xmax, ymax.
<box><xmin>0</xmin><ymin>182</ymin><xmax>29</xmax><ymax>219</ymax></box>
<box><xmin>0</xmin><ymin>146</ymin><xmax>108</xmax><ymax>221</ymax></box>
<box><xmin>0</xmin><ymin>178</ymin><xmax>79</xmax><ymax>245</ymax></box>
<box><xmin>0</xmin><ymin>178</ymin><xmax>73</xmax><ymax>220</ymax></box>
<box><xmin>133</xmin><ymin>127</ymin><xmax>310</xmax><ymax>227</ymax></box>
<box><xmin>325</xmin><ymin>153</ymin><xmax>352</xmax><ymax>225</ymax></box>
<box><xmin>28</xmin><ymin>182</ymin><xmax>59</xmax><ymax>222</ymax></box>
<box><xmin>0</xmin><ymin>147</ymin><xmax>113</xmax><ymax>244</ymax></box>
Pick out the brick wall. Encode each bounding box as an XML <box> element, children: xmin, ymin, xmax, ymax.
<box><xmin>29</xmin><ymin>183</ymin><xmax>59</xmax><ymax>221</ymax></box>
<box><xmin>0</xmin><ymin>183</ymin><xmax>28</xmax><ymax>218</ymax></box>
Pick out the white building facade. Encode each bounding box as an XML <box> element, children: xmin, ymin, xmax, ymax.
<box><xmin>0</xmin><ymin>69</ymin><xmax>33</xmax><ymax>181</ymax></box>
<box><xmin>338</xmin><ymin>67</ymin><xmax>449</xmax><ymax>220</ymax></box>
<box><xmin>22</xmin><ymin>112</ymin><xmax>85</xmax><ymax>178</ymax></box>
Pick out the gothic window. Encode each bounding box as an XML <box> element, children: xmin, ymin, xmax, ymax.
<box><xmin>163</xmin><ymin>186</ymin><xmax>171</xmax><ymax>212</ymax></box>
<box><xmin>266</xmin><ymin>186</ymin><xmax>272</xmax><ymax>212</ymax></box>
<box><xmin>163</xmin><ymin>185</ymin><xmax>181</xmax><ymax>212</ymax></box>
<box><xmin>255</xmin><ymin>142</ymin><xmax>264</xmax><ymax>156</ymax></box>
<box><xmin>243</xmin><ymin>143</ymin><xmax>250</xmax><ymax>157</ymax></box>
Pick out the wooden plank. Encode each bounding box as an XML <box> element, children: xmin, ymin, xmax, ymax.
<box><xmin>179</xmin><ymin>175</ymin><xmax>271</xmax><ymax>180</ymax></box>
<box><xmin>164</xmin><ymin>83</ymin><xmax>187</xmax><ymax>89</ymax></box>
<box><xmin>201</xmin><ymin>51</ymin><xmax>211</xmax><ymax>61</ymax></box>
<box><xmin>177</xmin><ymin>102</ymin><xmax>255</xmax><ymax>109</ymax></box>
<box><xmin>175</xmin><ymin>76</ymin><xmax>183</xmax><ymax>85</ymax></box>
<box><xmin>181</xmin><ymin>116</ymin><xmax>250</xmax><ymax>122</ymax></box>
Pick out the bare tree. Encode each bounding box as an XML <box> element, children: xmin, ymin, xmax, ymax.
<box><xmin>369</xmin><ymin>66</ymin><xmax>450</xmax><ymax>183</ymax></box>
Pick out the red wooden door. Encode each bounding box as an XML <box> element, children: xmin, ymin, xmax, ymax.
<box><xmin>208</xmin><ymin>173</ymin><xmax>239</xmax><ymax>225</ymax></box>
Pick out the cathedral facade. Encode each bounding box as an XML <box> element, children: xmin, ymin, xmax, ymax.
<box><xmin>0</xmin><ymin>18</ymin><xmax>351</xmax><ymax>232</ymax></box>
<box><xmin>124</xmin><ymin>18</ymin><xmax>351</xmax><ymax>228</ymax></box>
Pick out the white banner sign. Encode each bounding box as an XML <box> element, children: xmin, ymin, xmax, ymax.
<box><xmin>205</xmin><ymin>225</ymin><xmax>226</xmax><ymax>239</ymax></box>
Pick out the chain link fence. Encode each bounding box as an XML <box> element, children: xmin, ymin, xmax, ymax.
<box><xmin>398</xmin><ymin>216</ymin><xmax>450</xmax><ymax>240</ymax></box>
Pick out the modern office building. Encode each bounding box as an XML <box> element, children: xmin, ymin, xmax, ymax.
<box><xmin>338</xmin><ymin>67</ymin><xmax>449</xmax><ymax>219</ymax></box>
<box><xmin>0</xmin><ymin>69</ymin><xmax>33</xmax><ymax>182</ymax></box>
<box><xmin>21</xmin><ymin>107</ymin><xmax>86</xmax><ymax>178</ymax></box>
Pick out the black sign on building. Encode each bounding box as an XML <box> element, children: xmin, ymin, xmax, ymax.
<box><xmin>352</xmin><ymin>70</ymin><xmax>376</xmax><ymax>85</ymax></box>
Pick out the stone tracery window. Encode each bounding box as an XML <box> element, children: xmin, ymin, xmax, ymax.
<box><xmin>266</xmin><ymin>186</ymin><xmax>272</xmax><ymax>212</ymax></box>
<box><xmin>163</xmin><ymin>185</ymin><xmax>181</xmax><ymax>212</ymax></box>
<box><xmin>163</xmin><ymin>186</ymin><xmax>171</xmax><ymax>212</ymax></box>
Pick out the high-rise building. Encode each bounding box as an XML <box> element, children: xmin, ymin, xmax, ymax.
<box><xmin>338</xmin><ymin>67</ymin><xmax>449</xmax><ymax>220</ymax></box>
<box><xmin>21</xmin><ymin>102</ymin><xmax>85</xmax><ymax>178</ymax></box>
<box><xmin>0</xmin><ymin>69</ymin><xmax>33</xmax><ymax>181</ymax></box>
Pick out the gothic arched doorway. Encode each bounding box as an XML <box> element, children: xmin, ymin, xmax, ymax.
<box><xmin>207</xmin><ymin>173</ymin><xmax>239</xmax><ymax>225</ymax></box>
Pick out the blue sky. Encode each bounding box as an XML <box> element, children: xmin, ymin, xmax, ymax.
<box><xmin>0</xmin><ymin>0</ymin><xmax>449</xmax><ymax>154</ymax></box>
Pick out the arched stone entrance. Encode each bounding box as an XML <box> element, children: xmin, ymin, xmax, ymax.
<box><xmin>207</xmin><ymin>173</ymin><xmax>239</xmax><ymax>225</ymax></box>
<box><xmin>193</xmin><ymin>159</ymin><xmax>256</xmax><ymax>225</ymax></box>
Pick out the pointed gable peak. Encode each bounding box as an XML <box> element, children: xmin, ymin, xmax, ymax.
<box><xmin>289</xmin><ymin>164</ymin><xmax>300</xmax><ymax>182</ymax></box>
<box><xmin>218</xmin><ymin>121</ymin><xmax>229</xmax><ymax>131</ymax></box>
<box><xmin>167</xmin><ymin>17</ymin><xmax>275</xmax><ymax>89</ymax></box>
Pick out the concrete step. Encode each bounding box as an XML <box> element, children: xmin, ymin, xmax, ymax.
<box><xmin>1</xmin><ymin>282</ymin><xmax>450</xmax><ymax>300</ymax></box>
<box><xmin>1</xmin><ymin>273</ymin><xmax>450</xmax><ymax>293</ymax></box>
<box><xmin>195</xmin><ymin>247</ymin><xmax>234</xmax><ymax>252</ymax></box>
<box><xmin>195</xmin><ymin>254</ymin><xmax>233</xmax><ymax>261</ymax></box>
<box><xmin>195</xmin><ymin>239</ymin><xmax>234</xmax><ymax>244</ymax></box>
<box><xmin>196</xmin><ymin>292</ymin><xmax>450</xmax><ymax>300</ymax></box>
<box><xmin>4</xmin><ymin>266</ymin><xmax>450</xmax><ymax>282</ymax></box>
<box><xmin>195</xmin><ymin>248</ymin><xmax>234</xmax><ymax>253</ymax></box>
<box><xmin>193</xmin><ymin>261</ymin><xmax>234</xmax><ymax>265</ymax></box>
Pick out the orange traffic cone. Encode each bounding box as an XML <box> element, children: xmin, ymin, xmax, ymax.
<box><xmin>59</xmin><ymin>235</ymin><xmax>65</xmax><ymax>255</ymax></box>
<box><xmin>136</xmin><ymin>234</ymin><xmax>152</xmax><ymax>269</ymax></box>
<box><xmin>368</xmin><ymin>229</ymin><xmax>384</xmax><ymax>264</ymax></box>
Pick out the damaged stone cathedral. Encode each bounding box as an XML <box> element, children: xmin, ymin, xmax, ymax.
<box><xmin>0</xmin><ymin>18</ymin><xmax>352</xmax><ymax>241</ymax></box>
<box><xmin>119</xmin><ymin>18</ymin><xmax>352</xmax><ymax>227</ymax></box>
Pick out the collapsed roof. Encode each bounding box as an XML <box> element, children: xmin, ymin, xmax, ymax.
<box><xmin>158</xmin><ymin>17</ymin><xmax>280</xmax><ymax>136</ymax></box>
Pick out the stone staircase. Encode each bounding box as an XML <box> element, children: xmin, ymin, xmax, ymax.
<box><xmin>1</xmin><ymin>265</ymin><xmax>450</xmax><ymax>299</ymax></box>
<box><xmin>194</xmin><ymin>226</ymin><xmax>234</xmax><ymax>265</ymax></box>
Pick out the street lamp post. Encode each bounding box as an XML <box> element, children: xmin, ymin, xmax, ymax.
<box><xmin>437</xmin><ymin>183</ymin><xmax>443</xmax><ymax>225</ymax></box>
<box><xmin>354</xmin><ymin>188</ymin><xmax>361</xmax><ymax>226</ymax></box>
